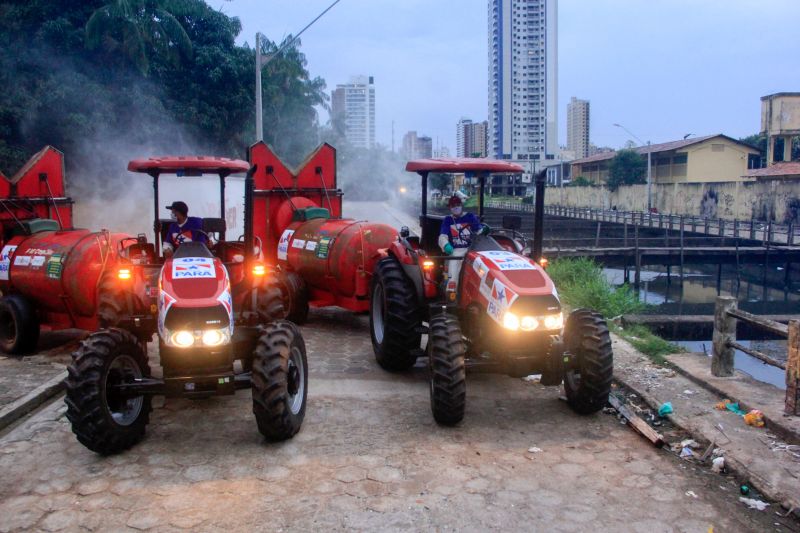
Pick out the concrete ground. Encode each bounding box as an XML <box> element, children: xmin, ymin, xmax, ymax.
<box><xmin>1</xmin><ymin>307</ymin><xmax>796</xmax><ymax>532</ymax></box>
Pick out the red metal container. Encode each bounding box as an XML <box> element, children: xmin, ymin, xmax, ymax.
<box><xmin>277</xmin><ymin>217</ymin><xmax>397</xmax><ymax>309</ymax></box>
<box><xmin>1</xmin><ymin>229</ymin><xmax>130</xmax><ymax>321</ymax></box>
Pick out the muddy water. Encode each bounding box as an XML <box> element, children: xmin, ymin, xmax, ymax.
<box><xmin>606</xmin><ymin>265</ymin><xmax>799</xmax><ymax>389</ymax></box>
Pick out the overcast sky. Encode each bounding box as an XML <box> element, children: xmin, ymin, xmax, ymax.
<box><xmin>223</xmin><ymin>0</ymin><xmax>800</xmax><ymax>153</ymax></box>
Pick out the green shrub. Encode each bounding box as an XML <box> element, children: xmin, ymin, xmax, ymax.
<box><xmin>568</xmin><ymin>176</ymin><xmax>592</xmax><ymax>187</ymax></box>
<box><xmin>547</xmin><ymin>257</ymin><xmax>643</xmax><ymax>318</ymax></box>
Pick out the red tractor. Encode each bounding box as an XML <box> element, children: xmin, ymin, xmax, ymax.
<box><xmin>66</xmin><ymin>156</ymin><xmax>308</xmax><ymax>454</ymax></box>
<box><xmin>369</xmin><ymin>159</ymin><xmax>613</xmax><ymax>425</ymax></box>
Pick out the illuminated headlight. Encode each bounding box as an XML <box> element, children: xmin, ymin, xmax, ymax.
<box><xmin>520</xmin><ymin>316</ymin><xmax>539</xmax><ymax>331</ymax></box>
<box><xmin>543</xmin><ymin>312</ymin><xmax>564</xmax><ymax>331</ymax></box>
<box><xmin>171</xmin><ymin>330</ymin><xmax>195</xmax><ymax>348</ymax></box>
<box><xmin>503</xmin><ymin>312</ymin><xmax>520</xmax><ymax>331</ymax></box>
<box><xmin>201</xmin><ymin>328</ymin><xmax>229</xmax><ymax>347</ymax></box>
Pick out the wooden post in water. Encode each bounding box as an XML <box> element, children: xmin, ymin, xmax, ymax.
<box><xmin>786</xmin><ymin>320</ymin><xmax>800</xmax><ymax>416</ymax></box>
<box><xmin>679</xmin><ymin>216</ymin><xmax>685</xmax><ymax>284</ymax></box>
<box><xmin>634</xmin><ymin>224</ymin><xmax>641</xmax><ymax>290</ymax></box>
<box><xmin>712</xmin><ymin>296</ymin><xmax>737</xmax><ymax>377</ymax></box>
<box><xmin>624</xmin><ymin>220</ymin><xmax>628</xmax><ymax>247</ymax></box>
<box><xmin>595</xmin><ymin>222</ymin><xmax>601</xmax><ymax>248</ymax></box>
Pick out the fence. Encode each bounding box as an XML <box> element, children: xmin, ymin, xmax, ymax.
<box><xmin>485</xmin><ymin>200</ymin><xmax>800</xmax><ymax>246</ymax></box>
<box><xmin>712</xmin><ymin>296</ymin><xmax>799</xmax><ymax>415</ymax></box>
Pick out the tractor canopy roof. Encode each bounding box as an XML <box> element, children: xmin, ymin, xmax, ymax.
<box><xmin>127</xmin><ymin>156</ymin><xmax>250</xmax><ymax>176</ymax></box>
<box><xmin>405</xmin><ymin>158</ymin><xmax>523</xmax><ymax>175</ymax></box>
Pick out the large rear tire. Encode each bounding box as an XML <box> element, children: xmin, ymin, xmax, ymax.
<box><xmin>65</xmin><ymin>329</ymin><xmax>152</xmax><ymax>454</ymax></box>
<box><xmin>369</xmin><ymin>256</ymin><xmax>421</xmax><ymax>371</ymax></box>
<box><xmin>428</xmin><ymin>314</ymin><xmax>466</xmax><ymax>426</ymax></box>
<box><xmin>256</xmin><ymin>284</ymin><xmax>286</xmax><ymax>323</ymax></box>
<box><xmin>0</xmin><ymin>294</ymin><xmax>39</xmax><ymax>354</ymax></box>
<box><xmin>251</xmin><ymin>320</ymin><xmax>308</xmax><ymax>441</ymax></box>
<box><xmin>563</xmin><ymin>309</ymin><xmax>613</xmax><ymax>415</ymax></box>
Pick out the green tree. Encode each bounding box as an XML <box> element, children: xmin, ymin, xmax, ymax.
<box><xmin>85</xmin><ymin>0</ymin><xmax>194</xmax><ymax>75</ymax></box>
<box><xmin>607</xmin><ymin>149</ymin><xmax>646</xmax><ymax>191</ymax></box>
<box><xmin>568</xmin><ymin>176</ymin><xmax>592</xmax><ymax>187</ymax></box>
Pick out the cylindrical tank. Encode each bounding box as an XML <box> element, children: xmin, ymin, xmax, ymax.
<box><xmin>2</xmin><ymin>230</ymin><xmax>131</xmax><ymax>317</ymax></box>
<box><xmin>277</xmin><ymin>217</ymin><xmax>397</xmax><ymax>299</ymax></box>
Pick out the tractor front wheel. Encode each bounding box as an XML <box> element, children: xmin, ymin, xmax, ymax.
<box><xmin>370</xmin><ymin>256</ymin><xmax>421</xmax><ymax>371</ymax></box>
<box><xmin>65</xmin><ymin>328</ymin><xmax>152</xmax><ymax>454</ymax></box>
<box><xmin>428</xmin><ymin>314</ymin><xmax>466</xmax><ymax>426</ymax></box>
<box><xmin>0</xmin><ymin>294</ymin><xmax>40</xmax><ymax>355</ymax></box>
<box><xmin>563</xmin><ymin>309</ymin><xmax>613</xmax><ymax>415</ymax></box>
<box><xmin>251</xmin><ymin>320</ymin><xmax>308</xmax><ymax>441</ymax></box>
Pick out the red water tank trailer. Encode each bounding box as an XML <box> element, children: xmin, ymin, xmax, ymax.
<box><xmin>249</xmin><ymin>142</ymin><xmax>398</xmax><ymax>313</ymax></box>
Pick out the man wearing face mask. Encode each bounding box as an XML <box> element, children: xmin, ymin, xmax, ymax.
<box><xmin>438</xmin><ymin>195</ymin><xmax>485</xmax><ymax>288</ymax></box>
<box><xmin>162</xmin><ymin>201</ymin><xmax>207</xmax><ymax>257</ymax></box>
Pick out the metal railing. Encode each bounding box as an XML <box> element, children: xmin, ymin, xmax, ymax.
<box><xmin>484</xmin><ymin>200</ymin><xmax>800</xmax><ymax>246</ymax></box>
<box><xmin>712</xmin><ymin>296</ymin><xmax>799</xmax><ymax>415</ymax></box>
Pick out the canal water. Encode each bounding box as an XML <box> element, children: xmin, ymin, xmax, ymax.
<box><xmin>606</xmin><ymin>264</ymin><xmax>799</xmax><ymax>389</ymax></box>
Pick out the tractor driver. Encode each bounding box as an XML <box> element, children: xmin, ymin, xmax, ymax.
<box><xmin>162</xmin><ymin>201</ymin><xmax>207</xmax><ymax>257</ymax></box>
<box><xmin>438</xmin><ymin>195</ymin><xmax>486</xmax><ymax>287</ymax></box>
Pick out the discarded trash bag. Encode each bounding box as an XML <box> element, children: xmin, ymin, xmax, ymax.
<box><xmin>724</xmin><ymin>402</ymin><xmax>746</xmax><ymax>416</ymax></box>
<box><xmin>738</xmin><ymin>497</ymin><xmax>768</xmax><ymax>511</ymax></box>
<box><xmin>743</xmin><ymin>409</ymin><xmax>765</xmax><ymax>428</ymax></box>
<box><xmin>715</xmin><ymin>399</ymin><xmax>732</xmax><ymax>410</ymax></box>
<box><xmin>658</xmin><ymin>402</ymin><xmax>673</xmax><ymax>417</ymax></box>
<box><xmin>711</xmin><ymin>456</ymin><xmax>725</xmax><ymax>473</ymax></box>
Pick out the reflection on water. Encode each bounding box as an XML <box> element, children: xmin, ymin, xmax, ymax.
<box><xmin>607</xmin><ymin>264</ymin><xmax>798</xmax><ymax>389</ymax></box>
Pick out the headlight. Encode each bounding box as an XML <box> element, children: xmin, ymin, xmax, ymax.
<box><xmin>543</xmin><ymin>313</ymin><xmax>564</xmax><ymax>330</ymax></box>
<box><xmin>201</xmin><ymin>328</ymin><xmax>229</xmax><ymax>347</ymax></box>
<box><xmin>503</xmin><ymin>312</ymin><xmax>520</xmax><ymax>331</ymax></box>
<box><xmin>171</xmin><ymin>330</ymin><xmax>195</xmax><ymax>347</ymax></box>
<box><xmin>520</xmin><ymin>316</ymin><xmax>539</xmax><ymax>331</ymax></box>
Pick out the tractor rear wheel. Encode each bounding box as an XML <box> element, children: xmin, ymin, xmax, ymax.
<box><xmin>0</xmin><ymin>294</ymin><xmax>40</xmax><ymax>354</ymax></box>
<box><xmin>370</xmin><ymin>256</ymin><xmax>421</xmax><ymax>371</ymax></box>
<box><xmin>65</xmin><ymin>328</ymin><xmax>152</xmax><ymax>454</ymax></box>
<box><xmin>563</xmin><ymin>309</ymin><xmax>613</xmax><ymax>415</ymax></box>
<box><xmin>251</xmin><ymin>320</ymin><xmax>308</xmax><ymax>441</ymax></box>
<box><xmin>256</xmin><ymin>284</ymin><xmax>286</xmax><ymax>322</ymax></box>
<box><xmin>428</xmin><ymin>314</ymin><xmax>466</xmax><ymax>426</ymax></box>
<box><xmin>98</xmin><ymin>272</ymin><xmax>125</xmax><ymax>328</ymax></box>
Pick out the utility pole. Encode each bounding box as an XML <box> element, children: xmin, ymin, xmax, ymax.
<box><xmin>255</xmin><ymin>33</ymin><xmax>264</xmax><ymax>141</ymax></box>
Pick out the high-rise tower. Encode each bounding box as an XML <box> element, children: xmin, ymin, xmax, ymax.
<box><xmin>331</xmin><ymin>75</ymin><xmax>376</xmax><ymax>149</ymax></box>
<box><xmin>488</xmin><ymin>0</ymin><xmax>557</xmax><ymax>160</ymax></box>
<box><xmin>567</xmin><ymin>97</ymin><xmax>590</xmax><ymax>159</ymax></box>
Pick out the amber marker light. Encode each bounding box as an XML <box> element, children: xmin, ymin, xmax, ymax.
<box><xmin>422</xmin><ymin>260</ymin><xmax>435</xmax><ymax>271</ymax></box>
<box><xmin>252</xmin><ymin>263</ymin><xmax>266</xmax><ymax>276</ymax></box>
<box><xmin>538</xmin><ymin>257</ymin><xmax>549</xmax><ymax>269</ymax></box>
<box><xmin>118</xmin><ymin>268</ymin><xmax>132</xmax><ymax>280</ymax></box>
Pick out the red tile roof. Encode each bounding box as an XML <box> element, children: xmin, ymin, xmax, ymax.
<box><xmin>746</xmin><ymin>161</ymin><xmax>800</xmax><ymax>178</ymax></box>
<box><xmin>571</xmin><ymin>134</ymin><xmax>758</xmax><ymax>165</ymax></box>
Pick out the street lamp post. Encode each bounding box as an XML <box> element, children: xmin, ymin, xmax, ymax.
<box><xmin>614</xmin><ymin>123</ymin><xmax>652</xmax><ymax>212</ymax></box>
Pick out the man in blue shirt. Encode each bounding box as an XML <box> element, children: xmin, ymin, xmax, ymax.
<box><xmin>438</xmin><ymin>195</ymin><xmax>482</xmax><ymax>254</ymax></box>
<box><xmin>437</xmin><ymin>195</ymin><xmax>484</xmax><ymax>289</ymax></box>
<box><xmin>163</xmin><ymin>201</ymin><xmax>207</xmax><ymax>257</ymax></box>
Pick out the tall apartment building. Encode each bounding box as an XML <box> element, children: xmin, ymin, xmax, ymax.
<box><xmin>330</xmin><ymin>75</ymin><xmax>376</xmax><ymax>149</ymax></box>
<box><xmin>566</xmin><ymin>97</ymin><xmax>590</xmax><ymax>159</ymax></box>
<box><xmin>401</xmin><ymin>131</ymin><xmax>433</xmax><ymax>160</ymax></box>
<box><xmin>456</xmin><ymin>118</ymin><xmax>489</xmax><ymax>158</ymax></box>
<box><xmin>488</xmin><ymin>0</ymin><xmax>557</xmax><ymax>160</ymax></box>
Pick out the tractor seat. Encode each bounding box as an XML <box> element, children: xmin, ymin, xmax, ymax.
<box><xmin>202</xmin><ymin>217</ymin><xmax>226</xmax><ymax>235</ymax></box>
<box><xmin>173</xmin><ymin>241</ymin><xmax>213</xmax><ymax>259</ymax></box>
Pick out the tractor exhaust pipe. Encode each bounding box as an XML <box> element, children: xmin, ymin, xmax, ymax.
<box><xmin>531</xmin><ymin>169</ymin><xmax>547</xmax><ymax>263</ymax></box>
<box><xmin>244</xmin><ymin>165</ymin><xmax>257</xmax><ymax>265</ymax></box>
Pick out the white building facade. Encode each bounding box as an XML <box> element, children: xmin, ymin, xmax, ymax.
<box><xmin>331</xmin><ymin>75</ymin><xmax>376</xmax><ymax>149</ymax></box>
<box><xmin>488</xmin><ymin>0</ymin><xmax>557</xmax><ymax>162</ymax></box>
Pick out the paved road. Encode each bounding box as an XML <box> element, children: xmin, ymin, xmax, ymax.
<box><xmin>0</xmin><ymin>305</ymin><xmax>791</xmax><ymax>532</ymax></box>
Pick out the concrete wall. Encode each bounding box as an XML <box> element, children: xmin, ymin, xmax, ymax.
<box><xmin>546</xmin><ymin>180</ymin><xmax>800</xmax><ymax>223</ymax></box>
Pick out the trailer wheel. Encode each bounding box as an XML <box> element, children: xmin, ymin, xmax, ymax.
<box><xmin>251</xmin><ymin>320</ymin><xmax>307</xmax><ymax>441</ymax></box>
<box><xmin>563</xmin><ymin>309</ymin><xmax>613</xmax><ymax>415</ymax></box>
<box><xmin>370</xmin><ymin>256</ymin><xmax>421</xmax><ymax>371</ymax></box>
<box><xmin>278</xmin><ymin>272</ymin><xmax>309</xmax><ymax>324</ymax></box>
<box><xmin>0</xmin><ymin>294</ymin><xmax>40</xmax><ymax>354</ymax></box>
<box><xmin>428</xmin><ymin>313</ymin><xmax>466</xmax><ymax>426</ymax></box>
<box><xmin>65</xmin><ymin>328</ymin><xmax>152</xmax><ymax>454</ymax></box>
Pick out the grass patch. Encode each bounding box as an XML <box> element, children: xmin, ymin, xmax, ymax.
<box><xmin>547</xmin><ymin>257</ymin><xmax>683</xmax><ymax>363</ymax></box>
<box><xmin>611</xmin><ymin>324</ymin><xmax>683</xmax><ymax>364</ymax></box>
<box><xmin>547</xmin><ymin>257</ymin><xmax>644</xmax><ymax>318</ymax></box>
